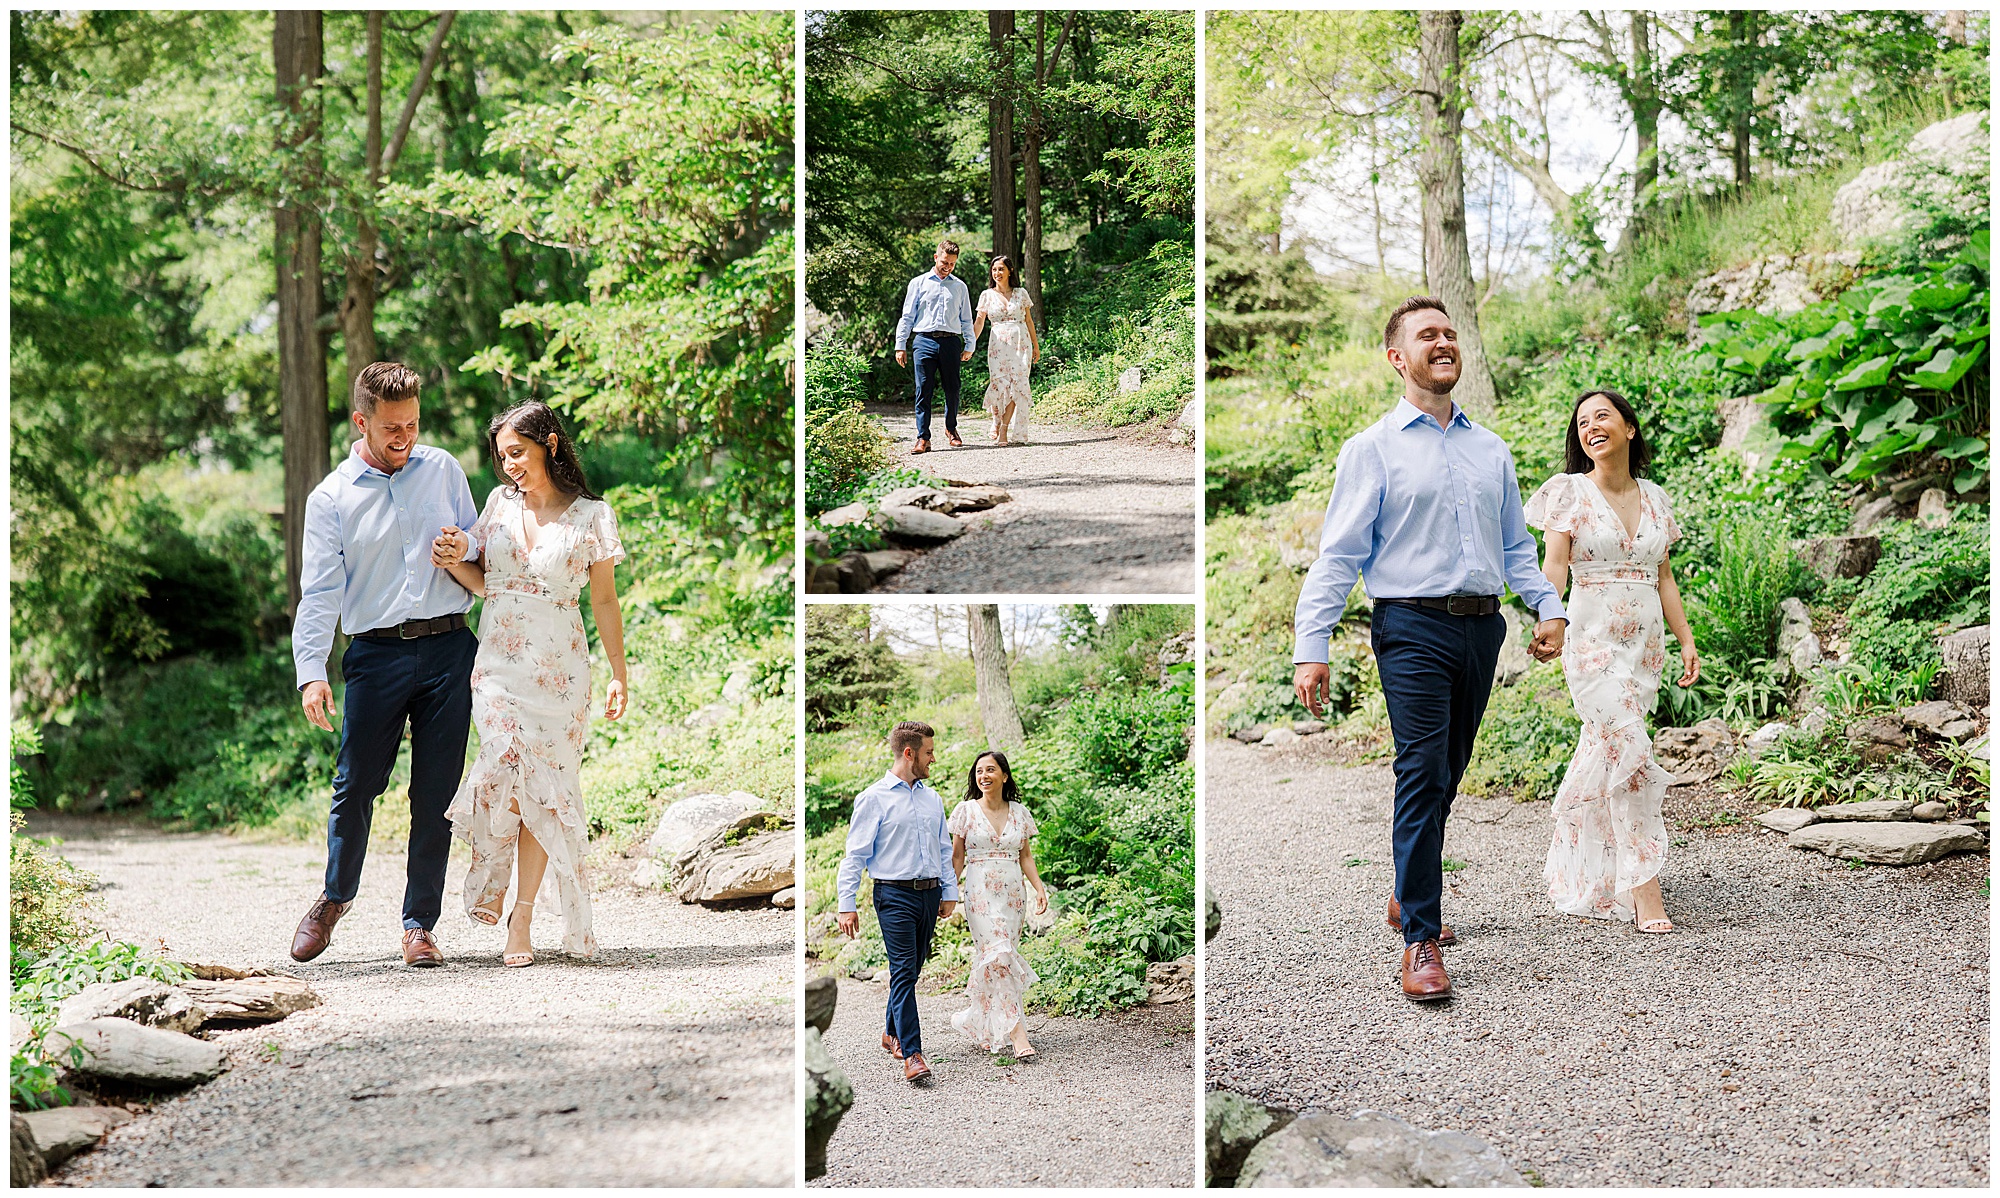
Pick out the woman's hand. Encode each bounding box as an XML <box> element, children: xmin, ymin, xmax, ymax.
<box><xmin>1031</xmin><ymin>345</ymin><xmax>1041</xmax><ymax>364</ymax></box>
<box><xmin>603</xmin><ymin>678</ymin><xmax>629</xmax><ymax>721</ymax></box>
<box><xmin>1677</xmin><ymin>644</ymin><xmax>1700</xmax><ymax>688</ymax></box>
<box><xmin>1033</xmin><ymin>887</ymin><xmax>1048</xmax><ymax>914</ymax></box>
<box><xmin>431</xmin><ymin>526</ymin><xmax>467</xmax><ymax>567</ymax></box>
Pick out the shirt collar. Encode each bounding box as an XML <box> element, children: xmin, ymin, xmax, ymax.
<box><xmin>880</xmin><ymin>770</ymin><xmax>925</xmax><ymax>793</ymax></box>
<box><xmin>1394</xmin><ymin>398</ymin><xmax>1470</xmax><ymax>431</ymax></box>
<box><xmin>342</xmin><ymin>440</ymin><xmax>430</xmax><ymax>482</ymax></box>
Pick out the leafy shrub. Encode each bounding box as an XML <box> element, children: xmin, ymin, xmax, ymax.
<box><xmin>1461</xmin><ymin>660</ymin><xmax>1580</xmax><ymax>801</ymax></box>
<box><xmin>1684</xmin><ymin>519</ymin><xmax>1802</xmax><ymax>667</ymax></box>
<box><xmin>9</xmin><ymin>802</ymin><xmax>97</xmax><ymax>959</ymax></box>
<box><xmin>804</xmin><ymin>336</ymin><xmax>890</xmax><ymax>514</ymax></box>
<box><xmin>10</xmin><ymin>938</ymin><xmax>191</xmax><ymax>1035</ymax></box>
<box><xmin>803</xmin><ymin>606</ymin><xmax>908</xmax><ymax>732</ymax></box>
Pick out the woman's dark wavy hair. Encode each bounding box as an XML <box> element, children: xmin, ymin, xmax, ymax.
<box><xmin>487</xmin><ymin>401</ymin><xmax>600</xmax><ymax>500</ymax></box>
<box><xmin>962</xmin><ymin>749</ymin><xmax>1020</xmax><ymax>807</ymax></box>
<box><xmin>988</xmin><ymin>254</ymin><xmax>1017</xmax><ymax>288</ymax></box>
<box><xmin>1564</xmin><ymin>389</ymin><xmax>1652</xmax><ymax>478</ymax></box>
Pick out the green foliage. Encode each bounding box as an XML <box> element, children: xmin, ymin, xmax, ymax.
<box><xmin>10</xmin><ymin>938</ymin><xmax>191</xmax><ymax>1035</ymax></box>
<box><xmin>804</xmin><ymin>336</ymin><xmax>890</xmax><ymax>515</ymax></box>
<box><xmin>1684</xmin><ymin>520</ymin><xmax>1802</xmax><ymax>666</ymax></box>
<box><xmin>1703</xmin><ymin>232</ymin><xmax>1990</xmax><ymax>493</ymax></box>
<box><xmin>8</xmin><ymin>809</ymin><xmax>97</xmax><ymax>958</ymax></box>
<box><xmin>803</xmin><ymin>606</ymin><xmax>908</xmax><ymax>735</ymax></box>
<box><xmin>1461</xmin><ymin>661</ymin><xmax>1581</xmax><ymax>802</ymax></box>
<box><xmin>1031</xmin><ymin>236</ymin><xmax>1196</xmax><ymax>427</ymax></box>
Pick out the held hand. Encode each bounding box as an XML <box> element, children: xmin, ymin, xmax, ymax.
<box><xmin>1293</xmin><ymin>663</ymin><xmax>1331</xmax><ymax>718</ymax></box>
<box><xmin>430</xmin><ymin>526</ymin><xmax>466</xmax><ymax>568</ymax></box>
<box><xmin>300</xmin><ymin>680</ymin><xmax>337</xmax><ymax>732</ymax></box>
<box><xmin>959</xmin><ymin>349</ymin><xmax>973</xmax><ymax>362</ymax></box>
<box><xmin>1678</xmin><ymin>644</ymin><xmax>1701</xmax><ymax>688</ymax></box>
<box><xmin>1034</xmin><ymin>888</ymin><xmax>1048</xmax><ymax>915</ymax></box>
<box><xmin>1530</xmin><ymin>619</ymin><xmax>1567</xmax><ymax>662</ymax></box>
<box><xmin>604</xmin><ymin>678</ymin><xmax>629</xmax><ymax>721</ymax></box>
<box><xmin>938</xmin><ymin>900</ymin><xmax>957</xmax><ymax>921</ymax></box>
<box><xmin>836</xmin><ymin>911</ymin><xmax>859</xmax><ymax>939</ymax></box>
<box><xmin>895</xmin><ymin>351</ymin><xmax>908</xmax><ymax>368</ymax></box>
<box><xmin>1031</xmin><ymin>346</ymin><xmax>1041</xmax><ymax>364</ymax></box>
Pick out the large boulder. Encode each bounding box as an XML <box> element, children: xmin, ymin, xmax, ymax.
<box><xmin>1939</xmin><ymin>625</ymin><xmax>1990</xmax><ymax>708</ymax></box>
<box><xmin>873</xmin><ymin>505</ymin><xmax>965</xmax><ymax>542</ymax></box>
<box><xmin>1492</xmin><ymin>604</ymin><xmax>1534</xmax><ymax>687</ymax></box>
<box><xmin>1145</xmin><ymin>956</ymin><xmax>1194</xmax><ymax>1005</ymax></box>
<box><xmin>1237</xmin><ymin>1109</ymin><xmax>1525</xmax><ymax>1187</ymax></box>
<box><xmin>1788</xmin><ymin>821</ymin><xmax>1986</xmax><ymax>865</ymax></box>
<box><xmin>56</xmin><ymin>978</ymin><xmax>203</xmax><ymax>1036</ymax></box>
<box><xmin>644</xmin><ymin>791</ymin><xmax>764</xmax><ymax>861</ymax></box>
<box><xmin>12</xmin><ymin>1114</ymin><xmax>46</xmax><ymax>1188</ymax></box>
<box><xmin>1207</xmin><ymin>1090</ymin><xmax>1295</xmax><ymax>1187</ymax></box>
<box><xmin>1847</xmin><ymin>715</ymin><xmax>1910</xmax><ymax>763</ymax></box>
<box><xmin>804</xmin><ymin>1026</ymin><xmax>853</xmax><ymax>1182</ymax></box>
<box><xmin>53</xmin><ymin>1018</ymin><xmax>226</xmax><ymax>1087</ymax></box>
<box><xmin>1776</xmin><ymin>598</ymin><xmax>1820</xmax><ymax>679</ymax></box>
<box><xmin>805</xmin><ymin>975</ymin><xmax>838</xmax><ymax>1035</ymax></box>
<box><xmin>179</xmin><ymin>977</ymin><xmax>320</xmax><ymax>1025</ymax></box>
<box><xmin>18</xmin><ymin>1105</ymin><xmax>134</xmax><ymax>1168</ymax></box>
<box><xmin>669</xmin><ymin>812</ymin><xmax>796</xmax><ymax>903</ymax></box>
<box><xmin>1799</xmin><ymin>535</ymin><xmax>1881</xmax><ymax>580</ymax></box>
<box><xmin>1654</xmin><ymin>718</ymin><xmax>1735</xmax><ymax>784</ymax></box>
<box><xmin>1686</xmin><ymin>253</ymin><xmax>1858</xmax><ymax>340</ymax></box>
<box><xmin>1717</xmin><ymin>394</ymin><xmax>1783</xmax><ymax>472</ymax></box>
<box><xmin>1897</xmin><ymin>699</ymin><xmax>1980</xmax><ymax>742</ymax></box>
<box><xmin>1831</xmin><ymin>111</ymin><xmax>1990</xmax><ymax>247</ymax></box>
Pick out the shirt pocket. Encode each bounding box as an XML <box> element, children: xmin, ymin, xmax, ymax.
<box><xmin>418</xmin><ymin>500</ymin><xmax>455</xmax><ymax>540</ymax></box>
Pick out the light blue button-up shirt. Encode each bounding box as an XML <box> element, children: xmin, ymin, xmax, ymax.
<box><xmin>1293</xmin><ymin>399</ymin><xmax>1566</xmax><ymax>664</ymax></box>
<box><xmin>292</xmin><ymin>441</ymin><xmax>483</xmax><ymax>688</ymax></box>
<box><xmin>836</xmin><ymin>770</ymin><xmax>960</xmax><ymax>913</ymax></box>
<box><xmin>894</xmin><ymin>268</ymin><xmax>975</xmax><ymax>351</ymax></box>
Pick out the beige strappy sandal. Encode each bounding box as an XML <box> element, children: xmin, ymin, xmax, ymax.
<box><xmin>1637</xmin><ymin>917</ymin><xmax>1675</xmax><ymax>935</ymax></box>
<box><xmin>470</xmin><ymin>898</ymin><xmax>502</xmax><ymax>927</ymax></box>
<box><xmin>503</xmin><ymin>900</ymin><xmax>535</xmax><ymax>967</ymax></box>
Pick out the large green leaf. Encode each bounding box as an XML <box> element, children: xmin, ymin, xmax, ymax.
<box><xmin>1831</xmin><ymin>354</ymin><xmax>1895</xmax><ymax>391</ymax></box>
<box><xmin>1909</xmin><ymin>280</ymin><xmax>1975</xmax><ymax>311</ymax></box>
<box><xmin>1906</xmin><ymin>343</ymin><xmax>1986</xmax><ymax>391</ymax></box>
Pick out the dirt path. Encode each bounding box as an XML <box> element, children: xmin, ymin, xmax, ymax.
<box><xmin>812</xmin><ymin>980</ymin><xmax>1195</xmax><ymax>1187</ymax></box>
<box><xmin>33</xmin><ymin>814</ymin><xmax>795</xmax><ymax>1188</ymax></box>
<box><xmin>1204</xmin><ymin>736</ymin><xmax>1989</xmax><ymax>1188</ymax></box>
<box><xmin>867</xmin><ymin>400</ymin><xmax>1196</xmax><ymax>595</ymax></box>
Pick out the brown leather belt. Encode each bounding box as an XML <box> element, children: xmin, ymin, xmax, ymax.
<box><xmin>355</xmin><ymin>613</ymin><xmax>468</xmax><ymax>640</ymax></box>
<box><xmin>1379</xmin><ymin>596</ymin><xmax>1501</xmax><ymax>617</ymax></box>
<box><xmin>875</xmin><ymin>877</ymin><xmax>941</xmax><ymax>891</ymax></box>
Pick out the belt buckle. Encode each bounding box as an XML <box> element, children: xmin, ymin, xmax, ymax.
<box><xmin>1447</xmin><ymin>596</ymin><xmax>1478</xmax><ymax>616</ymax></box>
<box><xmin>399</xmin><ymin>620</ymin><xmax>421</xmax><ymax>640</ymax></box>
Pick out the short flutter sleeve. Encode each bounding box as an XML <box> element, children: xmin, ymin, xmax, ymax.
<box><xmin>1647</xmin><ymin>480</ymin><xmax>1682</xmax><ymax>546</ymax></box>
<box><xmin>1524</xmin><ymin>474</ymin><xmax>1582</xmax><ymax>534</ymax></box>
<box><xmin>977</xmin><ymin>289</ymin><xmax>1001</xmax><ymax>318</ymax></box>
<box><xmin>946</xmin><ymin>800</ymin><xmax>970</xmax><ymax>839</ymax></box>
<box><xmin>471</xmin><ymin>487</ymin><xmax>508</xmax><ymax>560</ymax></box>
<box><xmin>1016</xmin><ymin>803</ymin><xmax>1038</xmax><ymax>840</ymax></box>
<box><xmin>586</xmin><ymin>499</ymin><xmax>625</xmax><ymax>566</ymax></box>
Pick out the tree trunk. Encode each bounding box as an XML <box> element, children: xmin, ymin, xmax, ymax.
<box><xmin>1415</xmin><ymin>10</ymin><xmax>1497</xmax><ymax>414</ymax></box>
<box><xmin>1629</xmin><ymin>12</ymin><xmax>1660</xmax><ymax>232</ymax></box>
<box><xmin>987</xmin><ymin>11</ymin><xmax>1017</xmax><ymax>268</ymax></box>
<box><xmin>1945</xmin><ymin>11</ymin><xmax>1968</xmax><ymax>44</ymax></box>
<box><xmin>967</xmin><ymin>605</ymin><xmax>1026</xmax><ymax>751</ymax></box>
<box><xmin>1022</xmin><ymin>12</ymin><xmax>1080</xmax><ymax>334</ymax></box>
<box><xmin>1727</xmin><ymin>11</ymin><xmax>1754</xmax><ymax>190</ymax></box>
<box><xmin>275</xmin><ymin>10</ymin><xmax>329</xmax><ymax>615</ymax></box>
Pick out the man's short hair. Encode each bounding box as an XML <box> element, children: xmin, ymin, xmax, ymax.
<box><xmin>352</xmin><ymin>361</ymin><xmax>422</xmax><ymax>415</ymax></box>
<box><xmin>888</xmin><ymin>720</ymin><xmax>935</xmax><ymax>759</ymax></box>
<box><xmin>1384</xmin><ymin>296</ymin><xmax>1450</xmax><ymax>350</ymax></box>
<box><xmin>935</xmin><ymin>238</ymin><xmax>960</xmax><ymax>257</ymax></box>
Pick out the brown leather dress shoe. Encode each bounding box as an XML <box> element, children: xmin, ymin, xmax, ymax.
<box><xmin>881</xmin><ymin>1033</ymin><xmax>904</xmax><ymax>1060</ymax></box>
<box><xmin>903</xmin><ymin>1052</ymin><xmax>932</xmax><ymax>1084</ymax></box>
<box><xmin>1387</xmin><ymin>896</ymin><xmax>1457</xmax><ymax>945</ymax></box>
<box><xmin>944</xmin><ymin>430</ymin><xmax>963</xmax><ymax>447</ymax></box>
<box><xmin>290</xmin><ymin>895</ymin><xmax>351</xmax><ymax>962</ymax></box>
<box><xmin>911</xmin><ymin>439</ymin><xmax>930</xmax><ymax>455</ymax></box>
<box><xmin>1401</xmin><ymin>939</ymin><xmax>1453</xmax><ymax>1002</ymax></box>
<box><xmin>401</xmin><ymin>928</ymin><xmax>445</xmax><ymax>968</ymax></box>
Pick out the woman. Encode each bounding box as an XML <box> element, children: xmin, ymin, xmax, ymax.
<box><xmin>1525</xmin><ymin>389</ymin><xmax>1699</xmax><ymax>934</ymax></box>
<box><xmin>431</xmin><ymin>401</ymin><xmax>629</xmax><ymax>965</ymax></box>
<box><xmin>947</xmin><ymin>750</ymin><xmax>1049</xmax><ymax>1058</ymax></box>
<box><xmin>971</xmin><ymin>255</ymin><xmax>1040</xmax><ymax>445</ymax></box>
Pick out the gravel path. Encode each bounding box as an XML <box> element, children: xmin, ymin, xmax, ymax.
<box><xmin>813</xmin><ymin>979</ymin><xmax>1195</xmax><ymax>1187</ymax></box>
<box><xmin>33</xmin><ymin>814</ymin><xmax>795</xmax><ymax>1188</ymax></box>
<box><xmin>868</xmin><ymin>402</ymin><xmax>1196</xmax><ymax>595</ymax></box>
<box><xmin>1204</xmin><ymin>736</ymin><xmax>1990</xmax><ymax>1187</ymax></box>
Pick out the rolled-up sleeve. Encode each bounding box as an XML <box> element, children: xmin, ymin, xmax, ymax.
<box><xmin>1293</xmin><ymin>437</ymin><xmax>1383</xmax><ymax>664</ymax></box>
<box><xmin>894</xmin><ymin>278</ymin><xmax>919</xmax><ymax>352</ymax></box>
<box><xmin>955</xmin><ymin>280</ymin><xmax>975</xmax><ymax>343</ymax></box>
<box><xmin>292</xmin><ymin>488</ymin><xmax>344</xmax><ymax>689</ymax></box>
<box><xmin>836</xmin><ymin>790</ymin><xmax>881</xmax><ymax>914</ymax></box>
<box><xmin>1500</xmin><ymin>454</ymin><xmax>1567</xmax><ymax>622</ymax></box>
<box><xmin>452</xmin><ymin>463</ymin><xmax>482</xmax><ymax>563</ymax></box>
<box><xmin>937</xmin><ymin>803</ymin><xmax>960</xmax><ymax>902</ymax></box>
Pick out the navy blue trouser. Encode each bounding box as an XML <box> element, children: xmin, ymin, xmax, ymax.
<box><xmin>1371</xmin><ymin>603</ymin><xmax>1506</xmax><ymax>946</ymax></box>
<box><xmin>874</xmin><ymin>882</ymin><xmax>941</xmax><ymax>1057</ymax></box>
<box><xmin>324</xmin><ymin>627</ymin><xmax>478</xmax><ymax>931</ymax></box>
<box><xmin>911</xmin><ymin>331</ymin><xmax>961</xmax><ymax>442</ymax></box>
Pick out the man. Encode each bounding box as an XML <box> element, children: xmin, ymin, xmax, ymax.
<box><xmin>290</xmin><ymin>361</ymin><xmax>482</xmax><ymax>968</ymax></box>
<box><xmin>893</xmin><ymin>238</ymin><xmax>976</xmax><ymax>455</ymax></box>
<box><xmin>1292</xmin><ymin>297</ymin><xmax>1566</xmax><ymax>1003</ymax></box>
<box><xmin>835</xmin><ymin>721</ymin><xmax>960</xmax><ymax>1084</ymax></box>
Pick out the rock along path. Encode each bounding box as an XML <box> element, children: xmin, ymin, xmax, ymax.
<box><xmin>36</xmin><ymin>814</ymin><xmax>795</xmax><ymax>1187</ymax></box>
<box><xmin>1205</xmin><ymin>736</ymin><xmax>1990</xmax><ymax>1187</ymax></box>
<box><xmin>812</xmin><ymin>980</ymin><xmax>1195</xmax><ymax>1187</ymax></box>
<box><xmin>868</xmin><ymin>401</ymin><xmax>1196</xmax><ymax>595</ymax></box>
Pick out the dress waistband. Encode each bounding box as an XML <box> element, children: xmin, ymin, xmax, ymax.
<box><xmin>1571</xmin><ymin>562</ymin><xmax>1657</xmax><ymax>587</ymax></box>
<box><xmin>486</xmin><ymin>577</ymin><xmax>579</xmax><ymax>608</ymax></box>
<box><xmin>966</xmin><ymin>850</ymin><xmax>1019</xmax><ymax>863</ymax></box>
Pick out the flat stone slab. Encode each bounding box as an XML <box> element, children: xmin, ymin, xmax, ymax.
<box><xmin>179</xmin><ymin>977</ymin><xmax>320</xmax><ymax>1024</ymax></box>
<box><xmin>1816</xmin><ymin>799</ymin><xmax>1916</xmax><ymax>822</ymax></box>
<box><xmin>873</xmin><ymin>504</ymin><xmax>964</xmax><ymax>541</ymax></box>
<box><xmin>18</xmin><ymin>1105</ymin><xmax>133</xmax><ymax>1167</ymax></box>
<box><xmin>1787</xmin><ymin>821</ymin><xmax>1986</xmax><ymax>865</ymax></box>
<box><xmin>53</xmin><ymin>1018</ymin><xmax>226</xmax><ymax>1087</ymax></box>
<box><xmin>1260</xmin><ymin>726</ymin><xmax>1300</xmax><ymax>747</ymax></box>
<box><xmin>56</xmin><ymin>978</ymin><xmax>203</xmax><ymax>1035</ymax></box>
<box><xmin>1238</xmin><ymin>1109</ymin><xmax>1524</xmax><ymax>1187</ymax></box>
<box><xmin>1754</xmin><ymin>807</ymin><xmax>1820</xmax><ymax>834</ymax></box>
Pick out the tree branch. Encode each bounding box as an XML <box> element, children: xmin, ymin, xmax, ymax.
<box><xmin>9</xmin><ymin>121</ymin><xmax>221</xmax><ymax>196</ymax></box>
<box><xmin>382</xmin><ymin>10</ymin><xmax>455</xmax><ymax>176</ymax></box>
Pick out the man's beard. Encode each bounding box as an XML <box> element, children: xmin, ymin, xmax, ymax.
<box><xmin>1409</xmin><ymin>355</ymin><xmax>1459</xmax><ymax>395</ymax></box>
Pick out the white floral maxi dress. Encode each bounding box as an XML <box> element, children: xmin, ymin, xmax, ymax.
<box><xmin>948</xmin><ymin>799</ymin><xmax>1040</xmax><ymax>1050</ymax></box>
<box><xmin>978</xmin><ymin>286</ymin><xmax>1034</xmax><ymax>437</ymax></box>
<box><xmin>445</xmin><ymin>488</ymin><xmax>624</xmax><ymax>956</ymax></box>
<box><xmin>1525</xmin><ymin>474</ymin><xmax>1681</xmax><ymax>922</ymax></box>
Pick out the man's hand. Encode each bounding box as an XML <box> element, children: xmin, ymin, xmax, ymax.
<box><xmin>1531</xmin><ymin>618</ymin><xmax>1567</xmax><ymax>662</ymax></box>
<box><xmin>895</xmin><ymin>350</ymin><xmax>908</xmax><ymax>368</ymax></box>
<box><xmin>431</xmin><ymin>525</ymin><xmax>467</xmax><ymax>568</ymax></box>
<box><xmin>939</xmin><ymin>900</ymin><xmax>957</xmax><ymax>921</ymax></box>
<box><xmin>837</xmin><ymin>911</ymin><xmax>859</xmax><ymax>938</ymax></box>
<box><xmin>1294</xmin><ymin>662</ymin><xmax>1332</xmax><ymax>718</ymax></box>
<box><xmin>301</xmin><ymin>680</ymin><xmax>337</xmax><ymax>732</ymax></box>
<box><xmin>959</xmin><ymin>349</ymin><xmax>973</xmax><ymax>362</ymax></box>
